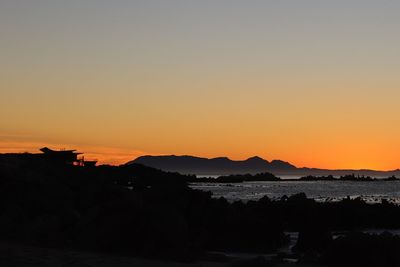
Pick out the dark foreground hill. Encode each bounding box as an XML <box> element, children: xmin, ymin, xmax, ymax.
<box><xmin>2</xmin><ymin>152</ymin><xmax>400</xmax><ymax>266</ymax></box>
<box><xmin>128</xmin><ymin>155</ymin><xmax>400</xmax><ymax>177</ymax></box>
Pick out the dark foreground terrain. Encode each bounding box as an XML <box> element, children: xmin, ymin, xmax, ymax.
<box><xmin>1</xmin><ymin>153</ymin><xmax>400</xmax><ymax>266</ymax></box>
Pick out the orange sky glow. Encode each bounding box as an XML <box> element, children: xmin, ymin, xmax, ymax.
<box><xmin>1</xmin><ymin>2</ymin><xmax>400</xmax><ymax>170</ymax></box>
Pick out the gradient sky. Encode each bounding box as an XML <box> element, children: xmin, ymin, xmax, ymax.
<box><xmin>1</xmin><ymin>1</ymin><xmax>400</xmax><ymax>169</ymax></box>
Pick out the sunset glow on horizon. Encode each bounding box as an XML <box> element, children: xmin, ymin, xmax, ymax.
<box><xmin>2</xmin><ymin>1</ymin><xmax>400</xmax><ymax>170</ymax></box>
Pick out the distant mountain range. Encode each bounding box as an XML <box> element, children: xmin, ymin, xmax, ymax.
<box><xmin>127</xmin><ymin>155</ymin><xmax>400</xmax><ymax>177</ymax></box>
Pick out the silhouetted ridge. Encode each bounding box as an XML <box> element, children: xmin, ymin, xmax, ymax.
<box><xmin>129</xmin><ymin>155</ymin><xmax>400</xmax><ymax>177</ymax></box>
<box><xmin>245</xmin><ymin>156</ymin><xmax>269</xmax><ymax>163</ymax></box>
<box><xmin>128</xmin><ymin>155</ymin><xmax>296</xmax><ymax>175</ymax></box>
<box><xmin>270</xmin><ymin>159</ymin><xmax>296</xmax><ymax>170</ymax></box>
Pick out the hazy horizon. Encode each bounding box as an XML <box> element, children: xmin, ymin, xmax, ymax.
<box><xmin>2</xmin><ymin>1</ymin><xmax>400</xmax><ymax>169</ymax></box>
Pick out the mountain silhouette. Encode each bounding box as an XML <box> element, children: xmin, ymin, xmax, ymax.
<box><xmin>128</xmin><ymin>155</ymin><xmax>296</xmax><ymax>175</ymax></box>
<box><xmin>127</xmin><ymin>155</ymin><xmax>400</xmax><ymax>177</ymax></box>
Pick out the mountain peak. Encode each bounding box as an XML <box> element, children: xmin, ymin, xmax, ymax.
<box><xmin>270</xmin><ymin>160</ymin><xmax>296</xmax><ymax>170</ymax></box>
<box><xmin>128</xmin><ymin>154</ymin><xmax>297</xmax><ymax>175</ymax></box>
<box><xmin>246</xmin><ymin>156</ymin><xmax>267</xmax><ymax>162</ymax></box>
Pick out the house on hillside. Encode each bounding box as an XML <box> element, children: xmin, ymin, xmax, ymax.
<box><xmin>40</xmin><ymin>147</ymin><xmax>81</xmax><ymax>165</ymax></box>
<box><xmin>0</xmin><ymin>147</ymin><xmax>97</xmax><ymax>167</ymax></box>
<box><xmin>40</xmin><ymin>147</ymin><xmax>97</xmax><ymax>167</ymax></box>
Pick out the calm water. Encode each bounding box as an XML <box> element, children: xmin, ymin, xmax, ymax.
<box><xmin>190</xmin><ymin>180</ymin><xmax>400</xmax><ymax>203</ymax></box>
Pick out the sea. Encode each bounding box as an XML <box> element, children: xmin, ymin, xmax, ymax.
<box><xmin>190</xmin><ymin>178</ymin><xmax>400</xmax><ymax>204</ymax></box>
<box><xmin>190</xmin><ymin>176</ymin><xmax>400</xmax><ymax>259</ymax></box>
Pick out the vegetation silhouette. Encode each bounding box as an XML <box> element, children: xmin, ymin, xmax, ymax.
<box><xmin>322</xmin><ymin>232</ymin><xmax>400</xmax><ymax>267</ymax></box>
<box><xmin>1</xmin><ymin>150</ymin><xmax>400</xmax><ymax>266</ymax></box>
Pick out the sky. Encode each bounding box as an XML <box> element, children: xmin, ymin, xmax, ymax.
<box><xmin>1</xmin><ymin>1</ymin><xmax>400</xmax><ymax>169</ymax></box>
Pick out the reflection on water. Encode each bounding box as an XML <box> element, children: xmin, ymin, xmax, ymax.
<box><xmin>190</xmin><ymin>180</ymin><xmax>400</xmax><ymax>203</ymax></box>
